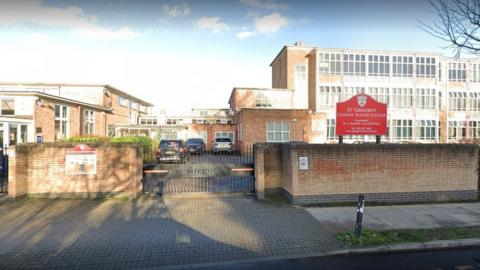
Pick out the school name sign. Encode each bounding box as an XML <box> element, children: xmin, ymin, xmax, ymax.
<box><xmin>336</xmin><ymin>94</ymin><xmax>387</xmax><ymax>136</ymax></box>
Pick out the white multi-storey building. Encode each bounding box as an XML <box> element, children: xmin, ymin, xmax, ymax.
<box><xmin>269</xmin><ymin>43</ymin><xmax>480</xmax><ymax>143</ymax></box>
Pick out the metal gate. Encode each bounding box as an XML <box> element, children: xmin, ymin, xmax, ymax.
<box><xmin>0</xmin><ymin>149</ymin><xmax>8</xmax><ymax>193</ymax></box>
<box><xmin>143</xmin><ymin>147</ymin><xmax>254</xmax><ymax>195</ymax></box>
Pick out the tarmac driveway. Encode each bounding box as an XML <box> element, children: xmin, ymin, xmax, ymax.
<box><xmin>0</xmin><ymin>196</ymin><xmax>342</xmax><ymax>269</ymax></box>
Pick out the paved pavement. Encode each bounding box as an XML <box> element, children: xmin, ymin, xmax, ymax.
<box><xmin>307</xmin><ymin>202</ymin><xmax>480</xmax><ymax>233</ymax></box>
<box><xmin>0</xmin><ymin>196</ymin><xmax>342</xmax><ymax>269</ymax></box>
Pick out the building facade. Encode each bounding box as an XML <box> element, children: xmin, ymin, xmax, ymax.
<box><xmin>0</xmin><ymin>83</ymin><xmax>152</xmax><ymax>148</ymax></box>
<box><xmin>267</xmin><ymin>44</ymin><xmax>480</xmax><ymax>143</ymax></box>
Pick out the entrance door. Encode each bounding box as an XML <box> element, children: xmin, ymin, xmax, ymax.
<box><xmin>9</xmin><ymin>125</ymin><xmax>17</xmax><ymax>146</ymax></box>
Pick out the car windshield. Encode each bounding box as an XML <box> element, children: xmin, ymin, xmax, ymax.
<box><xmin>160</xmin><ymin>141</ymin><xmax>181</xmax><ymax>148</ymax></box>
<box><xmin>187</xmin><ymin>139</ymin><xmax>203</xmax><ymax>144</ymax></box>
<box><xmin>215</xmin><ymin>138</ymin><xmax>231</xmax><ymax>142</ymax></box>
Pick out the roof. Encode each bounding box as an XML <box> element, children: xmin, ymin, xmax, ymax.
<box><xmin>0</xmin><ymin>82</ymin><xmax>153</xmax><ymax>106</ymax></box>
<box><xmin>0</xmin><ymin>91</ymin><xmax>112</xmax><ymax>111</ymax></box>
<box><xmin>269</xmin><ymin>44</ymin><xmax>480</xmax><ymax>67</ymax></box>
<box><xmin>228</xmin><ymin>87</ymin><xmax>294</xmax><ymax>106</ymax></box>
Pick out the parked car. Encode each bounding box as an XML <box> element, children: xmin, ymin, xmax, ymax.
<box><xmin>213</xmin><ymin>137</ymin><xmax>233</xmax><ymax>153</ymax></box>
<box><xmin>186</xmin><ymin>138</ymin><xmax>205</xmax><ymax>154</ymax></box>
<box><xmin>156</xmin><ymin>140</ymin><xmax>188</xmax><ymax>163</ymax></box>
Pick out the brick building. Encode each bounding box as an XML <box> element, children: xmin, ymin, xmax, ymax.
<box><xmin>267</xmin><ymin>42</ymin><xmax>480</xmax><ymax>143</ymax></box>
<box><xmin>0</xmin><ymin>82</ymin><xmax>152</xmax><ymax>148</ymax></box>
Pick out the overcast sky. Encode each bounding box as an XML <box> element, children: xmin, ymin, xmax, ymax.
<box><xmin>0</xmin><ymin>0</ymin><xmax>452</xmax><ymax>115</ymax></box>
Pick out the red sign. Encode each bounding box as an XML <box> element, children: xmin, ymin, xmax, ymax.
<box><xmin>336</xmin><ymin>94</ymin><xmax>387</xmax><ymax>136</ymax></box>
<box><xmin>67</xmin><ymin>144</ymin><xmax>97</xmax><ymax>154</ymax></box>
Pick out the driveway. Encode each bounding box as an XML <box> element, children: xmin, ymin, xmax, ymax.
<box><xmin>0</xmin><ymin>196</ymin><xmax>342</xmax><ymax>269</ymax></box>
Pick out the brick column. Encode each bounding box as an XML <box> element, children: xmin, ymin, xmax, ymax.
<box><xmin>254</xmin><ymin>144</ymin><xmax>265</xmax><ymax>200</ymax></box>
<box><xmin>8</xmin><ymin>146</ymin><xmax>28</xmax><ymax>199</ymax></box>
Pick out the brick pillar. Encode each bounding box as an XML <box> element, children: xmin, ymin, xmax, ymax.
<box><xmin>128</xmin><ymin>145</ymin><xmax>143</xmax><ymax>199</ymax></box>
<box><xmin>254</xmin><ymin>144</ymin><xmax>265</xmax><ymax>200</ymax></box>
<box><xmin>8</xmin><ymin>146</ymin><xmax>28</xmax><ymax>199</ymax></box>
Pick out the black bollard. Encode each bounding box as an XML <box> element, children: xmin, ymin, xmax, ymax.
<box><xmin>355</xmin><ymin>194</ymin><xmax>365</xmax><ymax>238</ymax></box>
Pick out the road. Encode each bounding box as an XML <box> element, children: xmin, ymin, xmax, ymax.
<box><xmin>198</xmin><ymin>247</ymin><xmax>480</xmax><ymax>270</ymax></box>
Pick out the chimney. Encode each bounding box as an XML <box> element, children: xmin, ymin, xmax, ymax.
<box><xmin>294</xmin><ymin>41</ymin><xmax>304</xmax><ymax>46</ymax></box>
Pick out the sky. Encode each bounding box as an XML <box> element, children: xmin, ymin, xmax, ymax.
<box><xmin>0</xmin><ymin>0</ymin><xmax>455</xmax><ymax>115</ymax></box>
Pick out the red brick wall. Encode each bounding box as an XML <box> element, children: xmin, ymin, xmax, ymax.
<box><xmin>254</xmin><ymin>143</ymin><xmax>479</xmax><ymax>203</ymax></box>
<box><xmin>189</xmin><ymin>124</ymin><xmax>236</xmax><ymax>150</ymax></box>
<box><xmin>236</xmin><ymin>109</ymin><xmax>321</xmax><ymax>149</ymax></box>
<box><xmin>8</xmin><ymin>143</ymin><xmax>143</xmax><ymax>199</ymax></box>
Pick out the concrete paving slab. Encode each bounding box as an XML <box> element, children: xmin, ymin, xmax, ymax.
<box><xmin>307</xmin><ymin>202</ymin><xmax>480</xmax><ymax>232</ymax></box>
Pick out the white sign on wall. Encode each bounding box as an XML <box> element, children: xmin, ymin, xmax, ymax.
<box><xmin>299</xmin><ymin>156</ymin><xmax>308</xmax><ymax>170</ymax></box>
<box><xmin>65</xmin><ymin>144</ymin><xmax>97</xmax><ymax>175</ymax></box>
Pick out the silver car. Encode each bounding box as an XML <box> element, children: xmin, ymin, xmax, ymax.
<box><xmin>213</xmin><ymin>137</ymin><xmax>233</xmax><ymax>153</ymax></box>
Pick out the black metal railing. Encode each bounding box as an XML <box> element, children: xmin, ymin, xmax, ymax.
<box><xmin>0</xmin><ymin>148</ymin><xmax>8</xmax><ymax>193</ymax></box>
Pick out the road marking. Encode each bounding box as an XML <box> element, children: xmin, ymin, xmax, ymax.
<box><xmin>231</xmin><ymin>168</ymin><xmax>254</xmax><ymax>172</ymax></box>
<box><xmin>144</xmin><ymin>170</ymin><xmax>168</xmax><ymax>174</ymax></box>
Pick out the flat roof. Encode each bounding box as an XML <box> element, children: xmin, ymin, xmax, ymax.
<box><xmin>0</xmin><ymin>82</ymin><xmax>153</xmax><ymax>106</ymax></box>
<box><xmin>269</xmin><ymin>44</ymin><xmax>480</xmax><ymax>67</ymax></box>
<box><xmin>0</xmin><ymin>91</ymin><xmax>113</xmax><ymax>111</ymax></box>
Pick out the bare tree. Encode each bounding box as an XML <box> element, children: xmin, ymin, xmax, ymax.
<box><xmin>421</xmin><ymin>0</ymin><xmax>480</xmax><ymax>56</ymax></box>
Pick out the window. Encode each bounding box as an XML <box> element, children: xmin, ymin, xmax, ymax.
<box><xmin>130</xmin><ymin>112</ymin><xmax>137</xmax><ymax>125</ymax></box>
<box><xmin>19</xmin><ymin>125</ymin><xmax>28</xmax><ymax>144</ymax></box>
<box><xmin>342</xmin><ymin>87</ymin><xmax>365</xmax><ymax>101</ymax></box>
<box><xmin>470</xmin><ymin>121</ymin><xmax>480</xmax><ymax>140</ymax></box>
<box><xmin>470</xmin><ymin>93</ymin><xmax>480</xmax><ymax>111</ymax></box>
<box><xmin>119</xmin><ymin>96</ymin><xmax>128</xmax><ymax>107</ymax></box>
<box><xmin>318</xmin><ymin>86</ymin><xmax>341</xmax><ymax>107</ymax></box>
<box><xmin>1</xmin><ymin>99</ymin><xmax>14</xmax><ymax>115</ymax></box>
<box><xmin>368</xmin><ymin>87</ymin><xmax>389</xmax><ymax>104</ymax></box>
<box><xmin>54</xmin><ymin>104</ymin><xmax>68</xmax><ymax>140</ymax></box>
<box><xmin>343</xmin><ymin>54</ymin><xmax>366</xmax><ymax>76</ymax></box>
<box><xmin>417</xmin><ymin>120</ymin><xmax>437</xmax><ymax>140</ymax></box>
<box><xmin>392</xmin><ymin>56</ymin><xmax>413</xmax><ymax>77</ymax></box>
<box><xmin>415</xmin><ymin>57</ymin><xmax>436</xmax><ymax>78</ymax></box>
<box><xmin>327</xmin><ymin>119</ymin><xmax>336</xmax><ymax>140</ymax></box>
<box><xmin>238</xmin><ymin>123</ymin><xmax>243</xmax><ymax>141</ymax></box>
<box><xmin>215</xmin><ymin>132</ymin><xmax>234</xmax><ymax>142</ymax></box>
<box><xmin>368</xmin><ymin>55</ymin><xmax>390</xmax><ymax>76</ymax></box>
<box><xmin>295</xmin><ymin>64</ymin><xmax>307</xmax><ymax>80</ymax></box>
<box><xmin>318</xmin><ymin>53</ymin><xmax>342</xmax><ymax>75</ymax></box>
<box><xmin>83</xmin><ymin>109</ymin><xmax>94</xmax><ymax>135</ymax></box>
<box><xmin>255</xmin><ymin>92</ymin><xmax>272</xmax><ymax>108</ymax></box>
<box><xmin>130</xmin><ymin>101</ymin><xmax>137</xmax><ymax>110</ymax></box>
<box><xmin>448</xmin><ymin>92</ymin><xmax>467</xmax><ymax>111</ymax></box>
<box><xmin>439</xmin><ymin>62</ymin><xmax>442</xmax><ymax>81</ymax></box>
<box><xmin>448</xmin><ymin>63</ymin><xmax>467</xmax><ymax>82</ymax></box>
<box><xmin>391</xmin><ymin>119</ymin><xmax>413</xmax><ymax>140</ymax></box>
<box><xmin>266</xmin><ymin>122</ymin><xmax>290</xmax><ymax>142</ymax></box>
<box><xmin>472</xmin><ymin>63</ymin><xmax>480</xmax><ymax>82</ymax></box>
<box><xmin>415</xmin><ymin>88</ymin><xmax>436</xmax><ymax>109</ymax></box>
<box><xmin>166</xmin><ymin>119</ymin><xmax>178</xmax><ymax>125</ymax></box>
<box><xmin>448</xmin><ymin>121</ymin><xmax>466</xmax><ymax>141</ymax></box>
<box><xmin>108</xmin><ymin>125</ymin><xmax>115</xmax><ymax>137</ymax></box>
<box><xmin>391</xmin><ymin>88</ymin><xmax>413</xmax><ymax>108</ymax></box>
<box><xmin>199</xmin><ymin>110</ymin><xmax>208</xmax><ymax>116</ymax></box>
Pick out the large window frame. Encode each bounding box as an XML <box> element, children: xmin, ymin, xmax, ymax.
<box><xmin>392</xmin><ymin>56</ymin><xmax>413</xmax><ymax>77</ymax></box>
<box><xmin>255</xmin><ymin>92</ymin><xmax>273</xmax><ymax>108</ymax></box>
<box><xmin>448</xmin><ymin>121</ymin><xmax>466</xmax><ymax>141</ymax></box>
<box><xmin>448</xmin><ymin>62</ymin><xmax>467</xmax><ymax>82</ymax></box>
<box><xmin>417</xmin><ymin>120</ymin><xmax>437</xmax><ymax>141</ymax></box>
<box><xmin>448</xmin><ymin>92</ymin><xmax>467</xmax><ymax>111</ymax></box>
<box><xmin>318</xmin><ymin>86</ymin><xmax>341</xmax><ymax>107</ymax></box>
<box><xmin>391</xmin><ymin>119</ymin><xmax>413</xmax><ymax>140</ymax></box>
<box><xmin>415</xmin><ymin>57</ymin><xmax>436</xmax><ymax>78</ymax></box>
<box><xmin>391</xmin><ymin>88</ymin><xmax>413</xmax><ymax>109</ymax></box>
<box><xmin>415</xmin><ymin>88</ymin><xmax>436</xmax><ymax>109</ymax></box>
<box><xmin>266</xmin><ymin>122</ymin><xmax>290</xmax><ymax>142</ymax></box>
<box><xmin>318</xmin><ymin>53</ymin><xmax>342</xmax><ymax>75</ymax></box>
<box><xmin>368</xmin><ymin>55</ymin><xmax>390</xmax><ymax>76</ymax></box>
<box><xmin>343</xmin><ymin>54</ymin><xmax>366</xmax><ymax>76</ymax></box>
<box><xmin>83</xmin><ymin>109</ymin><xmax>95</xmax><ymax>135</ymax></box>
<box><xmin>54</xmin><ymin>104</ymin><xmax>68</xmax><ymax>140</ymax></box>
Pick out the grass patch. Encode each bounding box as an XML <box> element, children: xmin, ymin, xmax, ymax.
<box><xmin>336</xmin><ymin>226</ymin><xmax>480</xmax><ymax>247</ymax></box>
